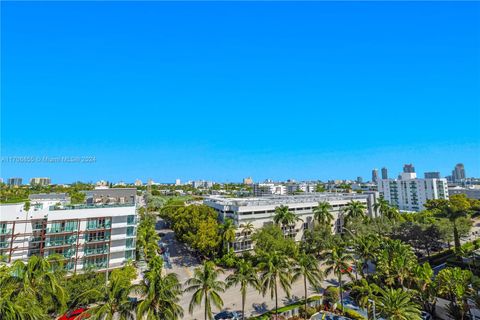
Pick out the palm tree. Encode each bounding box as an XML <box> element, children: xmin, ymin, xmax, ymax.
<box><xmin>8</xmin><ymin>255</ymin><xmax>67</xmax><ymax>314</ymax></box>
<box><xmin>240</xmin><ymin>222</ymin><xmax>254</xmax><ymax>237</ymax></box>
<box><xmin>257</xmin><ymin>250</ymin><xmax>292</xmax><ymax>318</ymax></box>
<box><xmin>220</xmin><ymin>219</ymin><xmax>236</xmax><ymax>253</ymax></box>
<box><xmin>410</xmin><ymin>263</ymin><xmax>436</xmax><ymax>315</ymax></box>
<box><xmin>86</xmin><ymin>271</ymin><xmax>135</xmax><ymax>320</ymax></box>
<box><xmin>135</xmin><ymin>256</ymin><xmax>183</xmax><ymax>320</ymax></box>
<box><xmin>352</xmin><ymin>234</ymin><xmax>379</xmax><ymax>277</ymax></box>
<box><xmin>184</xmin><ymin>261</ymin><xmax>226</xmax><ymax>320</ymax></box>
<box><xmin>348</xmin><ymin>279</ymin><xmax>378</xmax><ymax>319</ymax></box>
<box><xmin>313</xmin><ymin>201</ymin><xmax>333</xmax><ymax>227</ymax></box>
<box><xmin>225</xmin><ymin>259</ymin><xmax>259</xmax><ymax>319</ymax></box>
<box><xmin>273</xmin><ymin>205</ymin><xmax>302</xmax><ymax>227</ymax></box>
<box><xmin>343</xmin><ymin>200</ymin><xmax>367</xmax><ymax>225</ymax></box>
<box><xmin>323</xmin><ymin>243</ymin><xmax>354</xmax><ymax>312</ymax></box>
<box><xmin>291</xmin><ymin>252</ymin><xmax>323</xmax><ymax>316</ymax></box>
<box><xmin>375</xmin><ymin>239</ymin><xmax>416</xmax><ymax>287</ymax></box>
<box><xmin>375</xmin><ymin>287</ymin><xmax>422</xmax><ymax>320</ymax></box>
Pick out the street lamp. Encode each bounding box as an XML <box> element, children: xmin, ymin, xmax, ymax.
<box><xmin>368</xmin><ymin>299</ymin><xmax>376</xmax><ymax>320</ymax></box>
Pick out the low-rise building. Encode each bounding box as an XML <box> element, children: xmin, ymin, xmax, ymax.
<box><xmin>83</xmin><ymin>188</ymin><xmax>136</xmax><ymax>205</ymax></box>
<box><xmin>204</xmin><ymin>192</ymin><xmax>378</xmax><ymax>252</ymax></box>
<box><xmin>0</xmin><ymin>196</ymin><xmax>137</xmax><ymax>272</ymax></box>
<box><xmin>448</xmin><ymin>186</ymin><xmax>480</xmax><ymax>200</ymax></box>
<box><xmin>253</xmin><ymin>183</ymin><xmax>287</xmax><ymax>196</ymax></box>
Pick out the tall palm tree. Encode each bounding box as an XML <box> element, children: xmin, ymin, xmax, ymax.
<box><xmin>184</xmin><ymin>261</ymin><xmax>226</xmax><ymax>320</ymax></box>
<box><xmin>240</xmin><ymin>222</ymin><xmax>254</xmax><ymax>237</ymax></box>
<box><xmin>8</xmin><ymin>255</ymin><xmax>67</xmax><ymax>314</ymax></box>
<box><xmin>313</xmin><ymin>201</ymin><xmax>333</xmax><ymax>227</ymax></box>
<box><xmin>375</xmin><ymin>287</ymin><xmax>422</xmax><ymax>320</ymax></box>
<box><xmin>225</xmin><ymin>259</ymin><xmax>259</xmax><ymax>319</ymax></box>
<box><xmin>85</xmin><ymin>272</ymin><xmax>135</xmax><ymax>320</ymax></box>
<box><xmin>352</xmin><ymin>234</ymin><xmax>379</xmax><ymax>277</ymax></box>
<box><xmin>257</xmin><ymin>250</ymin><xmax>292</xmax><ymax>318</ymax></box>
<box><xmin>273</xmin><ymin>205</ymin><xmax>301</xmax><ymax>227</ymax></box>
<box><xmin>220</xmin><ymin>219</ymin><xmax>236</xmax><ymax>253</ymax></box>
<box><xmin>375</xmin><ymin>239</ymin><xmax>416</xmax><ymax>287</ymax></box>
<box><xmin>410</xmin><ymin>263</ymin><xmax>436</xmax><ymax>315</ymax></box>
<box><xmin>343</xmin><ymin>200</ymin><xmax>367</xmax><ymax>225</ymax></box>
<box><xmin>291</xmin><ymin>252</ymin><xmax>323</xmax><ymax>316</ymax></box>
<box><xmin>323</xmin><ymin>243</ymin><xmax>354</xmax><ymax>312</ymax></box>
<box><xmin>135</xmin><ymin>256</ymin><xmax>183</xmax><ymax>320</ymax></box>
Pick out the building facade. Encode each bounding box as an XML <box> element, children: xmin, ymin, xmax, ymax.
<box><xmin>0</xmin><ymin>196</ymin><xmax>137</xmax><ymax>272</ymax></box>
<box><xmin>7</xmin><ymin>178</ymin><xmax>23</xmax><ymax>186</ymax></box>
<box><xmin>204</xmin><ymin>193</ymin><xmax>378</xmax><ymax>252</ymax></box>
<box><xmin>424</xmin><ymin>172</ymin><xmax>441</xmax><ymax>179</ymax></box>
<box><xmin>30</xmin><ymin>177</ymin><xmax>51</xmax><ymax>186</ymax></box>
<box><xmin>372</xmin><ymin>169</ymin><xmax>378</xmax><ymax>183</ymax></box>
<box><xmin>448</xmin><ymin>186</ymin><xmax>480</xmax><ymax>200</ymax></box>
<box><xmin>378</xmin><ymin>172</ymin><xmax>449</xmax><ymax>211</ymax></box>
<box><xmin>253</xmin><ymin>183</ymin><xmax>287</xmax><ymax>196</ymax></box>
<box><xmin>381</xmin><ymin>167</ymin><xmax>388</xmax><ymax>180</ymax></box>
<box><xmin>452</xmin><ymin>163</ymin><xmax>466</xmax><ymax>183</ymax></box>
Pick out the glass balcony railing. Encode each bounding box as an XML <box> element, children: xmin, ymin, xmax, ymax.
<box><xmin>84</xmin><ymin>261</ymin><xmax>108</xmax><ymax>269</ymax></box>
<box><xmin>86</xmin><ymin>221</ymin><xmax>111</xmax><ymax>230</ymax></box>
<box><xmin>46</xmin><ymin>227</ymin><xmax>77</xmax><ymax>234</ymax></box>
<box><xmin>85</xmin><ymin>235</ymin><xmax>111</xmax><ymax>243</ymax></box>
<box><xmin>127</xmin><ymin>216</ymin><xmax>136</xmax><ymax>225</ymax></box>
<box><xmin>45</xmin><ymin>236</ymin><xmax>77</xmax><ymax>247</ymax></box>
<box><xmin>0</xmin><ymin>241</ymin><xmax>10</xmax><ymax>248</ymax></box>
<box><xmin>0</xmin><ymin>228</ymin><xmax>11</xmax><ymax>235</ymax></box>
<box><xmin>84</xmin><ymin>247</ymin><xmax>108</xmax><ymax>256</ymax></box>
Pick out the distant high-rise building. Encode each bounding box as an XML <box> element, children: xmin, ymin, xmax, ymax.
<box><xmin>7</xmin><ymin>178</ymin><xmax>22</xmax><ymax>186</ymax></box>
<box><xmin>372</xmin><ymin>169</ymin><xmax>379</xmax><ymax>183</ymax></box>
<box><xmin>452</xmin><ymin>163</ymin><xmax>466</xmax><ymax>183</ymax></box>
<box><xmin>134</xmin><ymin>179</ymin><xmax>143</xmax><ymax>186</ymax></box>
<box><xmin>424</xmin><ymin>172</ymin><xmax>441</xmax><ymax>179</ymax></box>
<box><xmin>175</xmin><ymin>179</ymin><xmax>181</xmax><ymax>186</ymax></box>
<box><xmin>381</xmin><ymin>167</ymin><xmax>388</xmax><ymax>180</ymax></box>
<box><xmin>30</xmin><ymin>177</ymin><xmax>51</xmax><ymax>186</ymax></box>
<box><xmin>357</xmin><ymin>176</ymin><xmax>363</xmax><ymax>183</ymax></box>
<box><xmin>243</xmin><ymin>177</ymin><xmax>253</xmax><ymax>185</ymax></box>
<box><xmin>403</xmin><ymin>164</ymin><xmax>415</xmax><ymax>173</ymax></box>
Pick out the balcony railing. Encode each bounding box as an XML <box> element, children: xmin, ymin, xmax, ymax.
<box><xmin>84</xmin><ymin>247</ymin><xmax>109</xmax><ymax>256</ymax></box>
<box><xmin>46</xmin><ymin>227</ymin><xmax>77</xmax><ymax>234</ymax></box>
<box><xmin>45</xmin><ymin>237</ymin><xmax>77</xmax><ymax>247</ymax></box>
<box><xmin>85</xmin><ymin>235</ymin><xmax>111</xmax><ymax>243</ymax></box>
<box><xmin>0</xmin><ymin>228</ymin><xmax>11</xmax><ymax>235</ymax></box>
<box><xmin>86</xmin><ymin>221</ymin><xmax>111</xmax><ymax>230</ymax></box>
<box><xmin>83</xmin><ymin>261</ymin><xmax>108</xmax><ymax>269</ymax></box>
<box><xmin>0</xmin><ymin>242</ymin><xmax>10</xmax><ymax>248</ymax></box>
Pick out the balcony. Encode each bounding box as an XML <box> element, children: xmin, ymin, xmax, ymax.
<box><xmin>86</xmin><ymin>221</ymin><xmax>111</xmax><ymax>230</ymax></box>
<box><xmin>85</xmin><ymin>235</ymin><xmax>111</xmax><ymax>243</ymax></box>
<box><xmin>0</xmin><ymin>241</ymin><xmax>9</xmax><ymax>248</ymax></box>
<box><xmin>0</xmin><ymin>228</ymin><xmax>11</xmax><ymax>235</ymax></box>
<box><xmin>45</xmin><ymin>236</ymin><xmax>77</xmax><ymax>247</ymax></box>
<box><xmin>83</xmin><ymin>261</ymin><xmax>108</xmax><ymax>270</ymax></box>
<box><xmin>84</xmin><ymin>247</ymin><xmax>109</xmax><ymax>256</ymax></box>
<box><xmin>127</xmin><ymin>216</ymin><xmax>136</xmax><ymax>225</ymax></box>
<box><xmin>46</xmin><ymin>227</ymin><xmax>77</xmax><ymax>234</ymax></box>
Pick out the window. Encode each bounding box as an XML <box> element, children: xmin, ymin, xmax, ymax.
<box><xmin>126</xmin><ymin>227</ymin><xmax>135</xmax><ymax>237</ymax></box>
<box><xmin>126</xmin><ymin>238</ymin><xmax>134</xmax><ymax>249</ymax></box>
<box><xmin>125</xmin><ymin>250</ymin><xmax>135</xmax><ymax>260</ymax></box>
<box><xmin>127</xmin><ymin>215</ymin><xmax>135</xmax><ymax>225</ymax></box>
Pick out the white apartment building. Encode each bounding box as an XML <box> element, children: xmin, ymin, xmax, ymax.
<box><xmin>377</xmin><ymin>172</ymin><xmax>449</xmax><ymax>211</ymax></box>
<box><xmin>253</xmin><ymin>183</ymin><xmax>287</xmax><ymax>196</ymax></box>
<box><xmin>204</xmin><ymin>192</ymin><xmax>378</xmax><ymax>252</ymax></box>
<box><xmin>30</xmin><ymin>177</ymin><xmax>51</xmax><ymax>186</ymax></box>
<box><xmin>0</xmin><ymin>196</ymin><xmax>137</xmax><ymax>272</ymax></box>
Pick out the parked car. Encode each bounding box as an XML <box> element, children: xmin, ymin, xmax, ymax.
<box><xmin>214</xmin><ymin>310</ymin><xmax>241</xmax><ymax>320</ymax></box>
<box><xmin>58</xmin><ymin>308</ymin><xmax>89</xmax><ymax>320</ymax></box>
<box><xmin>421</xmin><ymin>311</ymin><xmax>432</xmax><ymax>320</ymax></box>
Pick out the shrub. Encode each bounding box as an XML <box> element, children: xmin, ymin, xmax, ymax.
<box><xmin>299</xmin><ymin>306</ymin><xmax>316</xmax><ymax>318</ymax></box>
<box><xmin>323</xmin><ymin>286</ymin><xmax>340</xmax><ymax>305</ymax></box>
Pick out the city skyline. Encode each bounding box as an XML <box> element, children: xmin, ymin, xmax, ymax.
<box><xmin>2</xmin><ymin>2</ymin><xmax>479</xmax><ymax>182</ymax></box>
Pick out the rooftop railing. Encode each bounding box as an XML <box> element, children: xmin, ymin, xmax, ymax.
<box><xmin>49</xmin><ymin>203</ymin><xmax>134</xmax><ymax>211</ymax></box>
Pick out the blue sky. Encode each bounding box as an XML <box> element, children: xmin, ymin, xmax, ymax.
<box><xmin>1</xmin><ymin>2</ymin><xmax>479</xmax><ymax>183</ymax></box>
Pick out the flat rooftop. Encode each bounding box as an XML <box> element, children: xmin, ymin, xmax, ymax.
<box><xmin>205</xmin><ymin>193</ymin><xmax>370</xmax><ymax>207</ymax></box>
<box><xmin>49</xmin><ymin>203</ymin><xmax>135</xmax><ymax>211</ymax></box>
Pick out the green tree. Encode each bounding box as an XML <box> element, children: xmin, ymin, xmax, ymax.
<box><xmin>252</xmin><ymin>224</ymin><xmax>298</xmax><ymax>257</ymax></box>
<box><xmin>257</xmin><ymin>250</ymin><xmax>292</xmax><ymax>318</ymax></box>
<box><xmin>313</xmin><ymin>201</ymin><xmax>333</xmax><ymax>227</ymax></box>
<box><xmin>135</xmin><ymin>256</ymin><xmax>183</xmax><ymax>320</ymax></box>
<box><xmin>410</xmin><ymin>263</ymin><xmax>436</xmax><ymax>315</ymax></box>
<box><xmin>375</xmin><ymin>287</ymin><xmax>422</xmax><ymax>320</ymax></box>
<box><xmin>219</xmin><ymin>219</ymin><xmax>236</xmax><ymax>254</ymax></box>
<box><xmin>436</xmin><ymin>267</ymin><xmax>474</xmax><ymax>320</ymax></box>
<box><xmin>273</xmin><ymin>205</ymin><xmax>302</xmax><ymax>227</ymax></box>
<box><xmin>323</xmin><ymin>243</ymin><xmax>354</xmax><ymax>312</ymax></box>
<box><xmin>85</xmin><ymin>265</ymin><xmax>137</xmax><ymax>320</ymax></box>
<box><xmin>225</xmin><ymin>259</ymin><xmax>259</xmax><ymax>319</ymax></box>
<box><xmin>343</xmin><ymin>200</ymin><xmax>367</xmax><ymax>225</ymax></box>
<box><xmin>430</xmin><ymin>194</ymin><xmax>472</xmax><ymax>252</ymax></box>
<box><xmin>348</xmin><ymin>279</ymin><xmax>378</xmax><ymax>319</ymax></box>
<box><xmin>351</xmin><ymin>234</ymin><xmax>379</xmax><ymax>278</ymax></box>
<box><xmin>375</xmin><ymin>239</ymin><xmax>416</xmax><ymax>287</ymax></box>
<box><xmin>292</xmin><ymin>252</ymin><xmax>323</xmax><ymax>315</ymax></box>
<box><xmin>184</xmin><ymin>261</ymin><xmax>226</xmax><ymax>320</ymax></box>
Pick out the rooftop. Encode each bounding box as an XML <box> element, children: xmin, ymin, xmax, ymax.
<box><xmin>205</xmin><ymin>193</ymin><xmax>370</xmax><ymax>207</ymax></box>
<box><xmin>49</xmin><ymin>203</ymin><xmax>135</xmax><ymax>211</ymax></box>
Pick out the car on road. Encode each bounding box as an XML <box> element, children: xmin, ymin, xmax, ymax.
<box><xmin>214</xmin><ymin>310</ymin><xmax>241</xmax><ymax>320</ymax></box>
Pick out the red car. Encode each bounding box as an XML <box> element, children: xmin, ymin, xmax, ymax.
<box><xmin>58</xmin><ymin>308</ymin><xmax>90</xmax><ymax>320</ymax></box>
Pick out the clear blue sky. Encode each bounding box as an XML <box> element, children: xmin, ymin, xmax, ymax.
<box><xmin>1</xmin><ymin>2</ymin><xmax>479</xmax><ymax>183</ymax></box>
